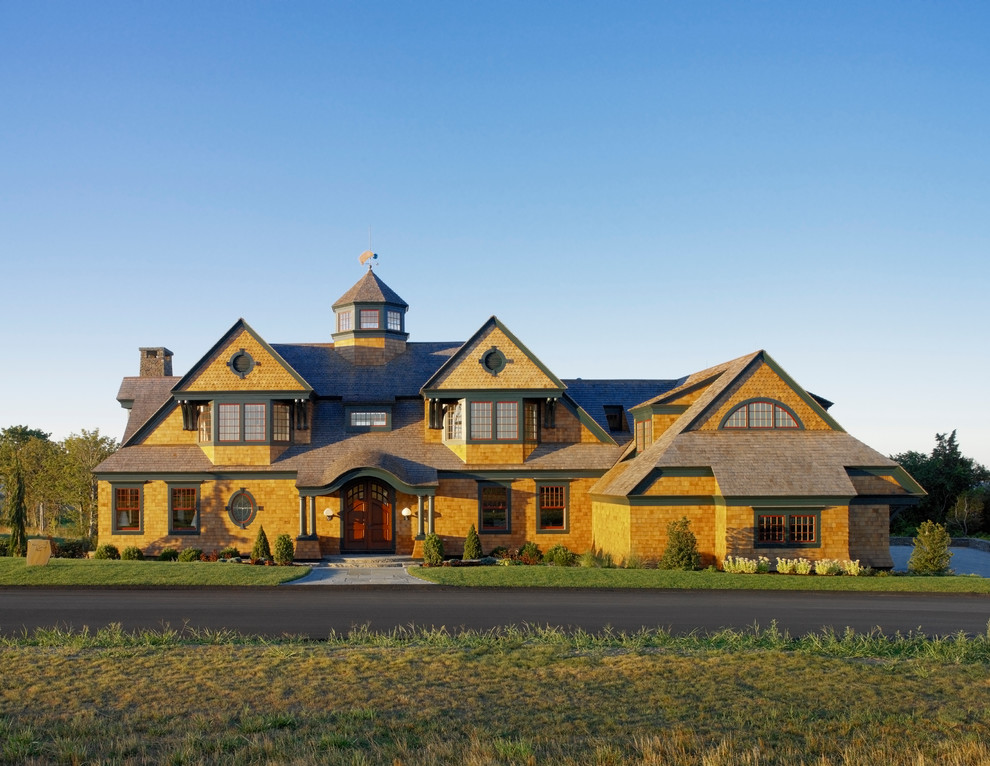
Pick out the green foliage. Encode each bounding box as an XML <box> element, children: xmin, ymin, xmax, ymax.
<box><xmin>892</xmin><ymin>430</ymin><xmax>990</xmax><ymax>527</ymax></box>
<box><xmin>422</xmin><ymin>533</ymin><xmax>444</xmax><ymax>566</ymax></box>
<box><xmin>946</xmin><ymin>488</ymin><xmax>986</xmax><ymax>536</ymax></box>
<box><xmin>0</xmin><ymin>537</ymin><xmax>8</xmax><ymax>556</ymax></box>
<box><xmin>178</xmin><ymin>548</ymin><xmax>203</xmax><ymax>563</ymax></box>
<box><xmin>273</xmin><ymin>534</ymin><xmax>295</xmax><ymax>565</ymax></box>
<box><xmin>657</xmin><ymin>517</ymin><xmax>702</xmax><ymax>571</ymax></box>
<box><xmin>219</xmin><ymin>545</ymin><xmax>240</xmax><ymax>559</ymax></box>
<box><xmin>54</xmin><ymin>539</ymin><xmax>91</xmax><ymax>558</ymax></box>
<box><xmin>813</xmin><ymin>558</ymin><xmax>843</xmax><ymax>576</ymax></box>
<box><xmin>462</xmin><ymin>524</ymin><xmax>483</xmax><ymax>560</ymax></box>
<box><xmin>5</xmin><ymin>457</ymin><xmax>28</xmax><ymax>557</ymax></box>
<box><xmin>908</xmin><ymin>520</ymin><xmax>953</xmax><ymax>575</ymax></box>
<box><xmin>579</xmin><ymin>548</ymin><xmax>615</xmax><ymax>568</ymax></box>
<box><xmin>518</xmin><ymin>541</ymin><xmax>542</xmax><ymax>565</ymax></box>
<box><xmin>158</xmin><ymin>548</ymin><xmax>179</xmax><ymax>562</ymax></box>
<box><xmin>120</xmin><ymin>546</ymin><xmax>144</xmax><ymax>561</ymax></box>
<box><xmin>251</xmin><ymin>526</ymin><xmax>272</xmax><ymax>562</ymax></box>
<box><xmin>543</xmin><ymin>544</ymin><xmax>576</xmax><ymax>567</ymax></box>
<box><xmin>489</xmin><ymin>546</ymin><xmax>510</xmax><ymax>559</ymax></box>
<box><xmin>93</xmin><ymin>544</ymin><xmax>120</xmax><ymax>560</ymax></box>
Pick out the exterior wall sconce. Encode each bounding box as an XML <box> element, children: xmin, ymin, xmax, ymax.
<box><xmin>323</xmin><ymin>508</ymin><xmax>334</xmax><ymax>521</ymax></box>
<box><xmin>400</xmin><ymin>507</ymin><xmax>414</xmax><ymax>519</ymax></box>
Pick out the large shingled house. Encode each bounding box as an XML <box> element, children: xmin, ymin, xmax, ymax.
<box><xmin>95</xmin><ymin>267</ymin><xmax>923</xmax><ymax>567</ymax></box>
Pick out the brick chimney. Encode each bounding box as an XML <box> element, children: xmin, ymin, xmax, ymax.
<box><xmin>139</xmin><ymin>347</ymin><xmax>173</xmax><ymax>377</ymax></box>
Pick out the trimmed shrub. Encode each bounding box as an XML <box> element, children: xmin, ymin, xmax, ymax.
<box><xmin>722</xmin><ymin>555</ymin><xmax>769</xmax><ymax>574</ymax></box>
<box><xmin>93</xmin><ymin>544</ymin><xmax>120</xmax><ymax>560</ymax></box>
<box><xmin>201</xmin><ymin>550</ymin><xmax>219</xmax><ymax>562</ymax></box>
<box><xmin>251</xmin><ymin>526</ymin><xmax>272</xmax><ymax>562</ymax></box>
<box><xmin>423</xmin><ymin>533</ymin><xmax>444</xmax><ymax>567</ymax></box>
<box><xmin>813</xmin><ymin>558</ymin><xmax>843</xmax><ymax>576</ymax></box>
<box><xmin>178</xmin><ymin>548</ymin><xmax>203</xmax><ymax>563</ymax></box>
<box><xmin>0</xmin><ymin>537</ymin><xmax>9</xmax><ymax>557</ymax></box>
<box><xmin>518</xmin><ymin>541</ymin><xmax>542</xmax><ymax>565</ymax></box>
<box><xmin>544</xmin><ymin>544</ymin><xmax>576</xmax><ymax>567</ymax></box>
<box><xmin>219</xmin><ymin>545</ymin><xmax>240</xmax><ymax>559</ymax></box>
<box><xmin>909</xmin><ymin>520</ymin><xmax>953</xmax><ymax>575</ymax></box>
<box><xmin>462</xmin><ymin>524</ymin><xmax>483</xmax><ymax>560</ymax></box>
<box><xmin>121</xmin><ymin>546</ymin><xmax>144</xmax><ymax>561</ymax></box>
<box><xmin>489</xmin><ymin>546</ymin><xmax>510</xmax><ymax>559</ymax></box>
<box><xmin>657</xmin><ymin>517</ymin><xmax>702</xmax><ymax>571</ymax></box>
<box><xmin>158</xmin><ymin>547</ymin><xmax>179</xmax><ymax>562</ymax></box>
<box><xmin>273</xmin><ymin>534</ymin><xmax>295</xmax><ymax>566</ymax></box>
<box><xmin>54</xmin><ymin>538</ymin><xmax>91</xmax><ymax>559</ymax></box>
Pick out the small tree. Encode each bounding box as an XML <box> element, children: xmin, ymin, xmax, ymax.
<box><xmin>908</xmin><ymin>520</ymin><xmax>953</xmax><ymax>575</ymax></box>
<box><xmin>422</xmin><ymin>533</ymin><xmax>444</xmax><ymax>566</ymax></box>
<box><xmin>251</xmin><ymin>525</ymin><xmax>272</xmax><ymax>562</ymax></box>
<box><xmin>946</xmin><ymin>489</ymin><xmax>985</xmax><ymax>537</ymax></box>
<box><xmin>6</xmin><ymin>458</ymin><xmax>27</xmax><ymax>557</ymax></box>
<box><xmin>462</xmin><ymin>524</ymin><xmax>483</xmax><ymax>560</ymax></box>
<box><xmin>657</xmin><ymin>517</ymin><xmax>702</xmax><ymax>571</ymax></box>
<box><xmin>273</xmin><ymin>534</ymin><xmax>295</xmax><ymax>565</ymax></box>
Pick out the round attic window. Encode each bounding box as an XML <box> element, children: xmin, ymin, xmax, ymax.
<box><xmin>228</xmin><ymin>350</ymin><xmax>255</xmax><ymax>378</ymax></box>
<box><xmin>481</xmin><ymin>347</ymin><xmax>507</xmax><ymax>376</ymax></box>
<box><xmin>227</xmin><ymin>490</ymin><xmax>257</xmax><ymax>528</ymax></box>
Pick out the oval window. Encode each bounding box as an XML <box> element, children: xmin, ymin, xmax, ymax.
<box><xmin>228</xmin><ymin>490</ymin><xmax>257</xmax><ymax>528</ymax></box>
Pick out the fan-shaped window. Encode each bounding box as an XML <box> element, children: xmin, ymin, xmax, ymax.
<box><xmin>722</xmin><ymin>400</ymin><xmax>801</xmax><ymax>429</ymax></box>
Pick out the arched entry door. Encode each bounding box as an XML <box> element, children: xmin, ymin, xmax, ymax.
<box><xmin>342</xmin><ymin>479</ymin><xmax>394</xmax><ymax>552</ymax></box>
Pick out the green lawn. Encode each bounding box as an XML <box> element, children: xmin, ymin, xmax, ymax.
<box><xmin>409</xmin><ymin>564</ymin><xmax>990</xmax><ymax>592</ymax></box>
<box><xmin>0</xmin><ymin>557</ymin><xmax>309</xmax><ymax>586</ymax></box>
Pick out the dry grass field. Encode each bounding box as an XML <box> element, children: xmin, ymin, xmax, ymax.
<box><xmin>2</xmin><ymin>624</ymin><xmax>989</xmax><ymax>765</ymax></box>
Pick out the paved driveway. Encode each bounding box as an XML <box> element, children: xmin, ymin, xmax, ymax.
<box><xmin>890</xmin><ymin>545</ymin><xmax>990</xmax><ymax>576</ymax></box>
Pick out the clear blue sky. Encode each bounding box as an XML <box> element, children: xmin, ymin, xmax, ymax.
<box><xmin>2</xmin><ymin>2</ymin><xmax>988</xmax><ymax>464</ymax></box>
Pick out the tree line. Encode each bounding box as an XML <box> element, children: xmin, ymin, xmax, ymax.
<box><xmin>1</xmin><ymin>425</ymin><xmax>118</xmax><ymax>554</ymax></box>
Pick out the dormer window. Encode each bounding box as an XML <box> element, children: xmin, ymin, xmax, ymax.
<box><xmin>604</xmin><ymin>405</ymin><xmax>628</xmax><ymax>432</ymax></box>
<box><xmin>722</xmin><ymin>400</ymin><xmax>801</xmax><ymax>429</ymax></box>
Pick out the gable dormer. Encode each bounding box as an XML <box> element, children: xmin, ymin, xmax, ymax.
<box><xmin>331</xmin><ymin>268</ymin><xmax>409</xmax><ymax>365</ymax></box>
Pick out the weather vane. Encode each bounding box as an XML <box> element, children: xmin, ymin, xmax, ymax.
<box><xmin>359</xmin><ymin>225</ymin><xmax>378</xmax><ymax>268</ymax></box>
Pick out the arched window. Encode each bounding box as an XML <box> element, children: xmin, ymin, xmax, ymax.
<box><xmin>722</xmin><ymin>400</ymin><xmax>801</xmax><ymax>429</ymax></box>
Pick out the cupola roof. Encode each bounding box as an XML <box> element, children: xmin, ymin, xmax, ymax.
<box><xmin>332</xmin><ymin>269</ymin><xmax>408</xmax><ymax>309</ymax></box>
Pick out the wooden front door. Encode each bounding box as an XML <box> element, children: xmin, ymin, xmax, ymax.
<box><xmin>342</xmin><ymin>480</ymin><xmax>394</xmax><ymax>552</ymax></box>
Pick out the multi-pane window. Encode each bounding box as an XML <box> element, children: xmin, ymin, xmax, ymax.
<box><xmin>635</xmin><ymin>419</ymin><xmax>653</xmax><ymax>452</ymax></box>
<box><xmin>350</xmin><ymin>411</ymin><xmax>387</xmax><ymax>427</ymax></box>
<box><xmin>360</xmin><ymin>309</ymin><xmax>379</xmax><ymax>329</ymax></box>
<box><xmin>337</xmin><ymin>310</ymin><xmax>353</xmax><ymax>332</ymax></box>
<box><xmin>724</xmin><ymin>401</ymin><xmax>801</xmax><ymax>429</ymax></box>
<box><xmin>170</xmin><ymin>487</ymin><xmax>198</xmax><ymax>533</ymax></box>
<box><xmin>470</xmin><ymin>402</ymin><xmax>492</xmax><ymax>440</ymax></box>
<box><xmin>273</xmin><ymin>403</ymin><xmax>291</xmax><ymax>442</ymax></box>
<box><xmin>537</xmin><ymin>484</ymin><xmax>567</xmax><ymax>531</ymax></box>
<box><xmin>496</xmin><ymin>402</ymin><xmax>518</xmax><ymax>440</ymax></box>
<box><xmin>524</xmin><ymin>402</ymin><xmax>539</xmax><ymax>442</ymax></box>
<box><xmin>244</xmin><ymin>404</ymin><xmax>266</xmax><ymax>441</ymax></box>
<box><xmin>480</xmin><ymin>484</ymin><xmax>510</xmax><ymax>532</ymax></box>
<box><xmin>228</xmin><ymin>490</ymin><xmax>258</xmax><ymax>529</ymax></box>
<box><xmin>755</xmin><ymin>511</ymin><xmax>820</xmax><ymax>547</ymax></box>
<box><xmin>445</xmin><ymin>402</ymin><xmax>463</xmax><ymax>440</ymax></box>
<box><xmin>218</xmin><ymin>403</ymin><xmax>240</xmax><ymax>442</ymax></box>
<box><xmin>387</xmin><ymin>310</ymin><xmax>402</xmax><ymax>331</ymax></box>
<box><xmin>197</xmin><ymin>403</ymin><xmax>212</xmax><ymax>443</ymax></box>
<box><xmin>114</xmin><ymin>487</ymin><xmax>141</xmax><ymax>531</ymax></box>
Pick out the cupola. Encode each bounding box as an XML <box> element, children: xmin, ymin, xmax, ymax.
<box><xmin>331</xmin><ymin>268</ymin><xmax>409</xmax><ymax>365</ymax></box>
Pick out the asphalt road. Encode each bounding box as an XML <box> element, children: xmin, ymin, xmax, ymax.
<box><xmin>1</xmin><ymin>586</ymin><xmax>988</xmax><ymax>637</ymax></box>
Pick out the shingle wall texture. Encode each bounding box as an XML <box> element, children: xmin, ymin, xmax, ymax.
<box><xmin>183</xmin><ymin>330</ymin><xmax>308</xmax><ymax>392</ymax></box>
<box><xmin>429</xmin><ymin>326</ymin><xmax>559</xmax><ymax>391</ymax></box>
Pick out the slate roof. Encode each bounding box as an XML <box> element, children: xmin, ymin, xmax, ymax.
<box><xmin>271</xmin><ymin>342</ymin><xmax>459</xmax><ymax>399</ymax></box>
<box><xmin>332</xmin><ymin>269</ymin><xmax>409</xmax><ymax>308</ymax></box>
<box><xmin>562</xmin><ymin>379</ymin><xmax>684</xmax><ymax>436</ymax></box>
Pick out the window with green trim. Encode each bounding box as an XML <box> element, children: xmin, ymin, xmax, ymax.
<box><xmin>537</xmin><ymin>483</ymin><xmax>568</xmax><ymax>532</ymax></box>
<box><xmin>469</xmin><ymin>400</ymin><xmax>519</xmax><ymax>441</ymax></box>
<box><xmin>360</xmin><ymin>309</ymin><xmax>379</xmax><ymax>329</ymax></box>
<box><xmin>387</xmin><ymin>310</ymin><xmax>402</xmax><ymax>331</ymax></box>
<box><xmin>273</xmin><ymin>402</ymin><xmax>291</xmax><ymax>442</ymax></box>
<box><xmin>113</xmin><ymin>486</ymin><xmax>142</xmax><ymax>533</ymax></box>
<box><xmin>479</xmin><ymin>483</ymin><xmax>510</xmax><ymax>532</ymax></box>
<box><xmin>169</xmin><ymin>486</ymin><xmax>199</xmax><ymax>534</ymax></box>
<box><xmin>724</xmin><ymin>400</ymin><xmax>800</xmax><ymax>429</ymax></box>
<box><xmin>754</xmin><ymin>510</ymin><xmax>820</xmax><ymax>548</ymax></box>
<box><xmin>337</xmin><ymin>310</ymin><xmax>353</xmax><ymax>332</ymax></box>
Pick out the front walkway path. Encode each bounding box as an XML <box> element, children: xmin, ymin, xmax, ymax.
<box><xmin>287</xmin><ymin>555</ymin><xmax>432</xmax><ymax>586</ymax></box>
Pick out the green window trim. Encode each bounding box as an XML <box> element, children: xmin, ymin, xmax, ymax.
<box><xmin>478</xmin><ymin>482</ymin><xmax>511</xmax><ymax>533</ymax></box>
<box><xmin>753</xmin><ymin>509</ymin><xmax>822</xmax><ymax>549</ymax></box>
<box><xmin>168</xmin><ymin>484</ymin><xmax>200</xmax><ymax>535</ymax></box>
<box><xmin>112</xmin><ymin>484</ymin><xmax>144</xmax><ymax>535</ymax></box>
<box><xmin>536</xmin><ymin>481</ymin><xmax>569</xmax><ymax>534</ymax></box>
<box><xmin>226</xmin><ymin>488</ymin><xmax>262</xmax><ymax>529</ymax></box>
<box><xmin>721</xmin><ymin>399</ymin><xmax>803</xmax><ymax>430</ymax></box>
<box><xmin>345</xmin><ymin>406</ymin><xmax>392</xmax><ymax>432</ymax></box>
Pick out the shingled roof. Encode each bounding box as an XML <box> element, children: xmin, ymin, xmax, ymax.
<box><xmin>115</xmin><ymin>377</ymin><xmax>180</xmax><ymax>443</ymax></box>
<box><xmin>332</xmin><ymin>269</ymin><xmax>408</xmax><ymax>308</ymax></box>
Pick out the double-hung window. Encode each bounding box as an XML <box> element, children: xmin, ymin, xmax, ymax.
<box><xmin>536</xmin><ymin>483</ymin><xmax>568</xmax><ymax>532</ymax></box>
<box><xmin>169</xmin><ymin>486</ymin><xmax>199</xmax><ymax>534</ymax></box>
<box><xmin>113</xmin><ymin>486</ymin><xmax>142</xmax><ymax>533</ymax></box>
<box><xmin>479</xmin><ymin>483</ymin><xmax>510</xmax><ymax>532</ymax></box>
